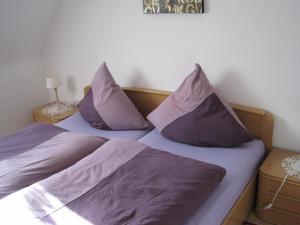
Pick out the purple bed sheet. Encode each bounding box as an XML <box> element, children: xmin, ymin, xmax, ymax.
<box><xmin>0</xmin><ymin>123</ymin><xmax>107</xmax><ymax>199</ymax></box>
<box><xmin>56</xmin><ymin>112</ymin><xmax>152</xmax><ymax>140</ymax></box>
<box><xmin>0</xmin><ymin>138</ymin><xmax>226</xmax><ymax>225</ymax></box>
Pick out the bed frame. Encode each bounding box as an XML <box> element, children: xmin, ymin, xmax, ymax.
<box><xmin>84</xmin><ymin>86</ymin><xmax>274</xmax><ymax>225</ymax></box>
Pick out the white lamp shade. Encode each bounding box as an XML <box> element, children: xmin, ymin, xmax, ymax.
<box><xmin>46</xmin><ymin>76</ymin><xmax>61</xmax><ymax>89</ymax></box>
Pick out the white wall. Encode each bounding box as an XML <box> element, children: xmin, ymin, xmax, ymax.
<box><xmin>45</xmin><ymin>0</ymin><xmax>300</xmax><ymax>151</ymax></box>
<box><xmin>0</xmin><ymin>0</ymin><xmax>60</xmax><ymax>137</ymax></box>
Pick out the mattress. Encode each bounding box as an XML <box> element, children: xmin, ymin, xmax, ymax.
<box><xmin>138</xmin><ymin>129</ymin><xmax>265</xmax><ymax>225</ymax></box>
<box><xmin>56</xmin><ymin>112</ymin><xmax>151</xmax><ymax>140</ymax></box>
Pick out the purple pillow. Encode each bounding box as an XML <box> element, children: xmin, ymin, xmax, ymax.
<box><xmin>147</xmin><ymin>64</ymin><xmax>253</xmax><ymax>147</ymax></box>
<box><xmin>78</xmin><ymin>62</ymin><xmax>149</xmax><ymax>130</ymax></box>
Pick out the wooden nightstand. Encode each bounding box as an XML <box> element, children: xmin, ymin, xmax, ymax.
<box><xmin>32</xmin><ymin>102</ymin><xmax>76</xmax><ymax>124</ymax></box>
<box><xmin>256</xmin><ymin>148</ymin><xmax>300</xmax><ymax>225</ymax></box>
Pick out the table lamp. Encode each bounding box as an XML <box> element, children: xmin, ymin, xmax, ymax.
<box><xmin>41</xmin><ymin>76</ymin><xmax>74</xmax><ymax>117</ymax></box>
<box><xmin>46</xmin><ymin>76</ymin><xmax>61</xmax><ymax>107</ymax></box>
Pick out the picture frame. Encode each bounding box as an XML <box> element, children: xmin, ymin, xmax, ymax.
<box><xmin>143</xmin><ymin>0</ymin><xmax>204</xmax><ymax>14</ymax></box>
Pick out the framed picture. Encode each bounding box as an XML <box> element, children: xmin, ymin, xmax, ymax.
<box><xmin>144</xmin><ymin>0</ymin><xmax>204</xmax><ymax>14</ymax></box>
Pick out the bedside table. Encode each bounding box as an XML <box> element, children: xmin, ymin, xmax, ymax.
<box><xmin>32</xmin><ymin>102</ymin><xmax>76</xmax><ymax>124</ymax></box>
<box><xmin>256</xmin><ymin>148</ymin><xmax>300</xmax><ymax>225</ymax></box>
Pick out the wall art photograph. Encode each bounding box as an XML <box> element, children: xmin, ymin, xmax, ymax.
<box><xmin>144</xmin><ymin>0</ymin><xmax>204</xmax><ymax>14</ymax></box>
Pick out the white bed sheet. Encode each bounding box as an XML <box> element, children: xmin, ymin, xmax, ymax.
<box><xmin>138</xmin><ymin>129</ymin><xmax>265</xmax><ymax>225</ymax></box>
<box><xmin>56</xmin><ymin>112</ymin><xmax>151</xmax><ymax>140</ymax></box>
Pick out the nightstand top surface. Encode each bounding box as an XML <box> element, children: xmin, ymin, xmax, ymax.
<box><xmin>260</xmin><ymin>148</ymin><xmax>300</xmax><ymax>183</ymax></box>
<box><xmin>32</xmin><ymin>102</ymin><xmax>66</xmax><ymax>112</ymax></box>
<box><xmin>32</xmin><ymin>102</ymin><xmax>76</xmax><ymax>123</ymax></box>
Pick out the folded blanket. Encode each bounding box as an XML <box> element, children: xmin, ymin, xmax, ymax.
<box><xmin>0</xmin><ymin>123</ymin><xmax>107</xmax><ymax>199</ymax></box>
<box><xmin>0</xmin><ymin>138</ymin><xmax>226</xmax><ymax>225</ymax></box>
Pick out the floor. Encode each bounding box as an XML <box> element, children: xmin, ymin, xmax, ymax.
<box><xmin>245</xmin><ymin>210</ymin><xmax>273</xmax><ymax>225</ymax></box>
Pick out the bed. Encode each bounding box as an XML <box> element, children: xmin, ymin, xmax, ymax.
<box><xmin>80</xmin><ymin>86</ymin><xmax>274</xmax><ymax>225</ymax></box>
<box><xmin>124</xmin><ymin>87</ymin><xmax>274</xmax><ymax>225</ymax></box>
<box><xmin>1</xmin><ymin>86</ymin><xmax>274</xmax><ymax>225</ymax></box>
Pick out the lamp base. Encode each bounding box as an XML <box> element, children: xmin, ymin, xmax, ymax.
<box><xmin>41</xmin><ymin>103</ymin><xmax>74</xmax><ymax>116</ymax></box>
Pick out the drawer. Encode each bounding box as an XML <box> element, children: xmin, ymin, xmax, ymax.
<box><xmin>259</xmin><ymin>174</ymin><xmax>300</xmax><ymax>200</ymax></box>
<box><xmin>257</xmin><ymin>188</ymin><xmax>300</xmax><ymax>215</ymax></box>
<box><xmin>256</xmin><ymin>205</ymin><xmax>300</xmax><ymax>225</ymax></box>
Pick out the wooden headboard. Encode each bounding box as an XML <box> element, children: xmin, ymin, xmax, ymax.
<box><xmin>84</xmin><ymin>86</ymin><xmax>274</xmax><ymax>152</ymax></box>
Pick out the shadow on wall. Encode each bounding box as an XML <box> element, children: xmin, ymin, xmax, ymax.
<box><xmin>273</xmin><ymin>115</ymin><xmax>299</xmax><ymax>151</ymax></box>
<box><xmin>214</xmin><ymin>71</ymin><xmax>263</xmax><ymax>107</ymax></box>
<box><xmin>127</xmin><ymin>68</ymin><xmax>152</xmax><ymax>88</ymax></box>
<box><xmin>203</xmin><ymin>0</ymin><xmax>210</xmax><ymax>13</ymax></box>
<box><xmin>214</xmin><ymin>71</ymin><xmax>300</xmax><ymax>150</ymax></box>
<box><xmin>127</xmin><ymin>68</ymin><xmax>264</xmax><ymax>107</ymax></box>
<box><xmin>67</xmin><ymin>76</ymin><xmax>78</xmax><ymax>104</ymax></box>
